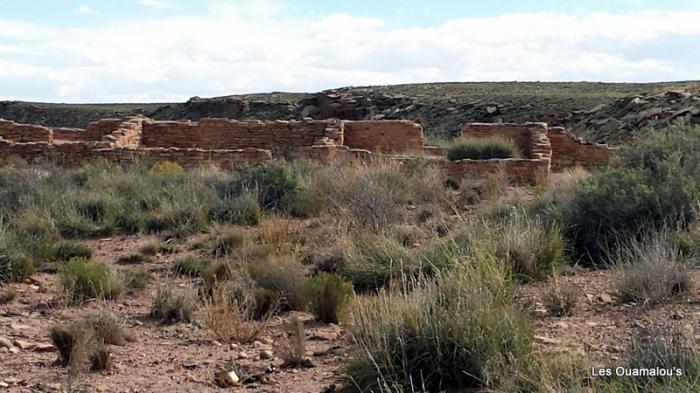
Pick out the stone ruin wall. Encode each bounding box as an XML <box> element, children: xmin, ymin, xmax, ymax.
<box><xmin>141</xmin><ymin>118</ymin><xmax>344</xmax><ymax>152</ymax></box>
<box><xmin>0</xmin><ymin>116</ymin><xmax>615</xmax><ymax>186</ymax></box>
<box><xmin>343</xmin><ymin>120</ymin><xmax>424</xmax><ymax>153</ymax></box>
<box><xmin>547</xmin><ymin>127</ymin><xmax>613</xmax><ymax>170</ymax></box>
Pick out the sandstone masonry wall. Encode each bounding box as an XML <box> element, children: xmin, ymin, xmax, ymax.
<box><xmin>53</xmin><ymin>127</ymin><xmax>89</xmax><ymax>142</ymax></box>
<box><xmin>343</xmin><ymin>120</ymin><xmax>424</xmax><ymax>153</ymax></box>
<box><xmin>141</xmin><ymin>118</ymin><xmax>343</xmax><ymax>153</ymax></box>
<box><xmin>0</xmin><ymin>119</ymin><xmax>53</xmax><ymax>143</ymax></box>
<box><xmin>0</xmin><ymin>138</ymin><xmax>271</xmax><ymax>169</ymax></box>
<box><xmin>547</xmin><ymin>127</ymin><xmax>615</xmax><ymax>171</ymax></box>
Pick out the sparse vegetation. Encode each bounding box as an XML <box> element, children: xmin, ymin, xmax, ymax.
<box><xmin>116</xmin><ymin>253</ymin><xmax>151</xmax><ymax>265</ymax></box>
<box><xmin>150</xmin><ymin>284</ymin><xmax>199</xmax><ymax>324</ymax></box>
<box><xmin>447</xmin><ymin>136</ymin><xmax>520</xmax><ymax>160</ymax></box>
<box><xmin>542</xmin><ymin>280</ymin><xmax>580</xmax><ymax>317</ymax></box>
<box><xmin>616</xmin><ymin>233</ymin><xmax>693</xmax><ymax>305</ymax></box>
<box><xmin>172</xmin><ymin>256</ymin><xmax>211</xmax><ymax>278</ymax></box>
<box><xmin>59</xmin><ymin>258</ymin><xmax>123</xmax><ymax>304</ymax></box>
<box><xmin>303</xmin><ymin>273</ymin><xmax>354</xmax><ymax>324</ymax></box>
<box><xmin>0</xmin><ymin>287</ymin><xmax>17</xmax><ymax>304</ymax></box>
<box><xmin>123</xmin><ymin>269</ymin><xmax>152</xmax><ymax>293</ymax></box>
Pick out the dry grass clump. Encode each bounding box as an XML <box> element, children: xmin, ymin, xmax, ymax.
<box><xmin>616</xmin><ymin>233</ymin><xmax>693</xmax><ymax>305</ymax></box>
<box><xmin>248</xmin><ymin>255</ymin><xmax>307</xmax><ymax>311</ymax></box>
<box><xmin>172</xmin><ymin>255</ymin><xmax>211</xmax><ymax>278</ymax></box>
<box><xmin>467</xmin><ymin>212</ymin><xmax>566</xmax><ymax>281</ymax></box>
<box><xmin>201</xmin><ymin>278</ymin><xmax>274</xmax><ymax>343</ymax></box>
<box><xmin>0</xmin><ymin>287</ymin><xmax>17</xmax><ymax>304</ymax></box>
<box><xmin>542</xmin><ymin>280</ymin><xmax>580</xmax><ymax>317</ymax></box>
<box><xmin>303</xmin><ymin>273</ymin><xmax>354</xmax><ymax>324</ymax></box>
<box><xmin>116</xmin><ymin>253</ymin><xmax>150</xmax><ymax>265</ymax></box>
<box><xmin>49</xmin><ymin>310</ymin><xmax>129</xmax><ymax>375</ymax></box>
<box><xmin>281</xmin><ymin>316</ymin><xmax>307</xmax><ymax>368</ymax></box>
<box><xmin>139</xmin><ymin>241</ymin><xmax>180</xmax><ymax>256</ymax></box>
<box><xmin>347</xmin><ymin>265</ymin><xmax>531</xmax><ymax>392</ymax></box>
<box><xmin>150</xmin><ymin>284</ymin><xmax>199</xmax><ymax>324</ymax></box>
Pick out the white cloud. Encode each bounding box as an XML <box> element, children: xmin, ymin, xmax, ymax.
<box><xmin>138</xmin><ymin>0</ymin><xmax>172</xmax><ymax>8</ymax></box>
<box><xmin>1</xmin><ymin>2</ymin><xmax>699</xmax><ymax>102</ymax></box>
<box><xmin>74</xmin><ymin>5</ymin><xmax>96</xmax><ymax>15</ymax></box>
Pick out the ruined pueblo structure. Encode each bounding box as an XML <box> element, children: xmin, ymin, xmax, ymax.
<box><xmin>0</xmin><ymin>116</ymin><xmax>615</xmax><ymax>185</ymax></box>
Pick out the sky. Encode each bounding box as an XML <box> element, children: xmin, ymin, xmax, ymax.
<box><xmin>1</xmin><ymin>0</ymin><xmax>699</xmax><ymax>103</ymax></box>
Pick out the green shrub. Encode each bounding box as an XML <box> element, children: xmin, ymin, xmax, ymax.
<box><xmin>149</xmin><ymin>161</ymin><xmax>184</xmax><ymax>175</ymax></box>
<box><xmin>560</xmin><ymin>127</ymin><xmax>700</xmax><ymax>265</ymax></box>
<box><xmin>347</xmin><ymin>269</ymin><xmax>531</xmax><ymax>392</ymax></box>
<box><xmin>53</xmin><ymin>241</ymin><xmax>93</xmax><ymax>261</ymax></box>
<box><xmin>342</xmin><ymin>235</ymin><xmax>419</xmax><ymax>293</ymax></box>
<box><xmin>210</xmin><ymin>193</ymin><xmax>262</xmax><ymax>225</ymax></box>
<box><xmin>227</xmin><ymin>160</ymin><xmax>301</xmax><ymax>211</ymax></box>
<box><xmin>303</xmin><ymin>273</ymin><xmax>353</xmax><ymax>324</ymax></box>
<box><xmin>447</xmin><ymin>137</ymin><xmax>520</xmax><ymax>161</ymax></box>
<box><xmin>59</xmin><ymin>258</ymin><xmax>122</xmax><ymax>304</ymax></box>
<box><xmin>116</xmin><ymin>253</ymin><xmax>150</xmax><ymax>265</ymax></box>
<box><xmin>172</xmin><ymin>256</ymin><xmax>211</xmax><ymax>277</ymax></box>
<box><xmin>0</xmin><ymin>253</ymin><xmax>34</xmax><ymax>283</ymax></box>
<box><xmin>123</xmin><ymin>269</ymin><xmax>152</xmax><ymax>293</ymax></box>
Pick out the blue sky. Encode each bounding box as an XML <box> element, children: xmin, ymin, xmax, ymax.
<box><xmin>1</xmin><ymin>1</ymin><xmax>699</xmax><ymax>102</ymax></box>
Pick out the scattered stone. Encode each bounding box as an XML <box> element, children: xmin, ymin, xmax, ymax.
<box><xmin>260</xmin><ymin>349</ymin><xmax>273</xmax><ymax>360</ymax></box>
<box><xmin>0</xmin><ymin>336</ymin><xmax>14</xmax><ymax>349</ymax></box>
<box><xmin>252</xmin><ymin>340</ymin><xmax>263</xmax><ymax>348</ymax></box>
<box><xmin>327</xmin><ymin>346</ymin><xmax>346</xmax><ymax>356</ymax></box>
<box><xmin>237</xmin><ymin>351</ymin><xmax>248</xmax><ymax>359</ymax></box>
<box><xmin>534</xmin><ymin>335</ymin><xmax>561</xmax><ymax>345</ymax></box>
<box><xmin>31</xmin><ymin>343</ymin><xmax>56</xmax><ymax>353</ymax></box>
<box><xmin>13</xmin><ymin>339</ymin><xmax>31</xmax><ymax>350</ymax></box>
<box><xmin>598</xmin><ymin>293</ymin><xmax>614</xmax><ymax>304</ymax></box>
<box><xmin>214</xmin><ymin>370</ymin><xmax>240</xmax><ymax>388</ymax></box>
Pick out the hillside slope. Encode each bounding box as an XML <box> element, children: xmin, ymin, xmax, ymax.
<box><xmin>1</xmin><ymin>81</ymin><xmax>699</xmax><ymax>142</ymax></box>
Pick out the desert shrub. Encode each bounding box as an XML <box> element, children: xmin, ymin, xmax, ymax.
<box><xmin>447</xmin><ymin>136</ymin><xmax>520</xmax><ymax>161</ymax></box>
<box><xmin>209</xmin><ymin>193</ymin><xmax>262</xmax><ymax>225</ymax></box>
<box><xmin>463</xmin><ymin>213</ymin><xmax>566</xmax><ymax>282</ymax></box>
<box><xmin>616</xmin><ymin>233</ymin><xmax>692</xmax><ymax>305</ymax></box>
<box><xmin>202</xmin><ymin>260</ymin><xmax>235</xmax><ymax>289</ymax></box>
<box><xmin>150</xmin><ymin>284</ymin><xmax>199</xmax><ymax>324</ymax></box>
<box><xmin>202</xmin><ymin>280</ymin><xmax>270</xmax><ymax>343</ymax></box>
<box><xmin>123</xmin><ymin>269</ymin><xmax>152</xmax><ymax>293</ymax></box>
<box><xmin>50</xmin><ymin>324</ymin><xmax>97</xmax><ymax>374</ymax></box>
<box><xmin>59</xmin><ymin>258</ymin><xmax>122</xmax><ymax>304</ymax></box>
<box><xmin>594</xmin><ymin>326</ymin><xmax>700</xmax><ymax>392</ymax></box>
<box><xmin>542</xmin><ymin>281</ymin><xmax>579</xmax><ymax>317</ymax></box>
<box><xmin>558</xmin><ymin>127</ymin><xmax>700</xmax><ymax>265</ymax></box>
<box><xmin>347</xmin><ymin>269</ymin><xmax>531</xmax><ymax>392</ymax></box>
<box><xmin>53</xmin><ymin>241</ymin><xmax>93</xmax><ymax>261</ymax></box>
<box><xmin>248</xmin><ymin>255</ymin><xmax>306</xmax><ymax>311</ymax></box>
<box><xmin>0</xmin><ymin>288</ymin><xmax>17</xmax><ymax>304</ymax></box>
<box><xmin>311</xmin><ymin>160</ymin><xmax>411</xmax><ymax>230</ymax></box>
<box><xmin>49</xmin><ymin>311</ymin><xmax>127</xmax><ymax>375</ymax></box>
<box><xmin>149</xmin><ymin>160</ymin><xmax>184</xmax><ymax>175</ymax></box>
<box><xmin>303</xmin><ymin>273</ymin><xmax>354</xmax><ymax>324</ymax></box>
<box><xmin>226</xmin><ymin>160</ymin><xmax>301</xmax><ymax>211</ymax></box>
<box><xmin>116</xmin><ymin>253</ymin><xmax>150</xmax><ymax>265</ymax></box>
<box><xmin>342</xmin><ymin>235</ymin><xmax>420</xmax><ymax>293</ymax></box>
<box><xmin>210</xmin><ymin>226</ymin><xmax>245</xmax><ymax>257</ymax></box>
<box><xmin>172</xmin><ymin>256</ymin><xmax>211</xmax><ymax>278</ymax></box>
<box><xmin>139</xmin><ymin>241</ymin><xmax>181</xmax><ymax>256</ymax></box>
<box><xmin>0</xmin><ymin>253</ymin><xmax>34</xmax><ymax>283</ymax></box>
